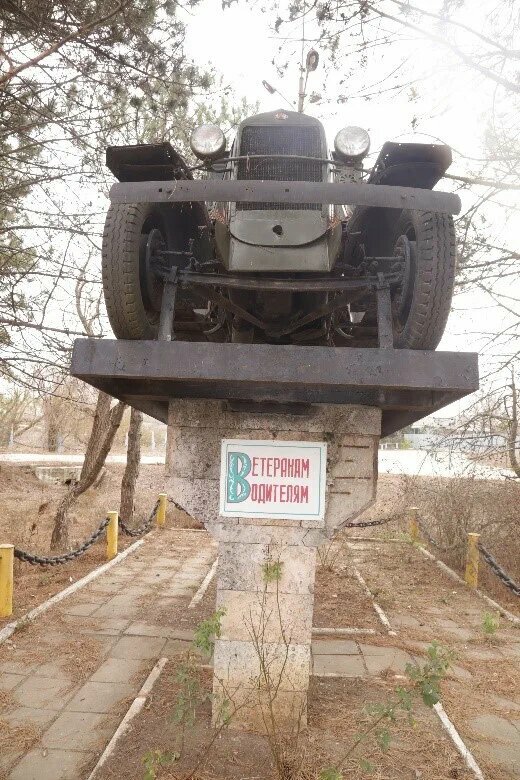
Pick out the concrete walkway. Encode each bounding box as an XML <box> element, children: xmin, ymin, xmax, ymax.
<box><xmin>1</xmin><ymin>529</ymin><xmax>518</xmax><ymax>780</ymax></box>
<box><xmin>0</xmin><ymin>528</ymin><xmax>217</xmax><ymax>780</ymax></box>
<box><xmin>347</xmin><ymin>539</ymin><xmax>520</xmax><ymax>780</ymax></box>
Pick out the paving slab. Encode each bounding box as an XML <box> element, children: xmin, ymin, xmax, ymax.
<box><xmin>12</xmin><ymin>675</ymin><xmax>75</xmax><ymax>710</ymax></box>
<box><xmin>469</xmin><ymin>713</ymin><xmax>520</xmax><ymax>743</ymax></box>
<box><xmin>108</xmin><ymin>635</ymin><xmax>167</xmax><ymax>660</ymax></box>
<box><xmin>0</xmin><ymin>660</ymin><xmax>40</xmax><ymax>676</ymax></box>
<box><xmin>90</xmin><ymin>657</ymin><xmax>147</xmax><ymax>684</ymax></box>
<box><xmin>67</xmin><ymin>616</ymin><xmax>131</xmax><ymax>636</ymax></box>
<box><xmin>9</xmin><ymin>748</ymin><xmax>95</xmax><ymax>780</ymax></box>
<box><xmin>313</xmin><ymin>654</ymin><xmax>366</xmax><ymax>677</ymax></box>
<box><xmin>362</xmin><ymin>649</ymin><xmax>413</xmax><ymax>675</ymax></box>
<box><xmin>311</xmin><ymin>640</ymin><xmax>358</xmax><ymax>655</ymax></box>
<box><xmin>163</xmin><ymin>638</ymin><xmax>194</xmax><ymax>657</ymax></box>
<box><xmin>42</xmin><ymin>710</ymin><xmax>119</xmax><ymax>750</ymax></box>
<box><xmin>90</xmin><ymin>595</ymin><xmax>139</xmax><ymax>618</ymax></box>
<box><xmin>358</xmin><ymin>643</ymin><xmax>397</xmax><ymax>656</ymax></box>
<box><xmin>0</xmin><ymin>749</ymin><xmax>23</xmax><ymax>776</ymax></box>
<box><xmin>61</xmin><ymin>602</ymin><xmax>105</xmax><ymax>617</ymax></box>
<box><xmin>169</xmin><ymin>587</ymin><xmax>197</xmax><ymax>597</ymax></box>
<box><xmin>488</xmin><ymin>694</ymin><xmax>520</xmax><ymax>713</ymax></box>
<box><xmin>0</xmin><ymin>672</ymin><xmax>25</xmax><ymax>690</ymax></box>
<box><xmin>3</xmin><ymin>706</ymin><xmax>57</xmax><ymax>729</ymax></box>
<box><xmin>467</xmin><ymin>714</ymin><xmax>520</xmax><ymax>776</ymax></box>
<box><xmin>124</xmin><ymin>622</ymin><xmax>194</xmax><ymax>640</ymax></box>
<box><xmin>65</xmin><ymin>680</ymin><xmax>134</xmax><ymax>714</ymax></box>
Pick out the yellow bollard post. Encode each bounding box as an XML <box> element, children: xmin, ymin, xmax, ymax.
<box><xmin>408</xmin><ymin>506</ymin><xmax>419</xmax><ymax>543</ymax></box>
<box><xmin>0</xmin><ymin>544</ymin><xmax>14</xmax><ymax>618</ymax></box>
<box><xmin>157</xmin><ymin>493</ymin><xmax>167</xmax><ymax>528</ymax></box>
<box><xmin>465</xmin><ymin>532</ymin><xmax>480</xmax><ymax>588</ymax></box>
<box><xmin>106</xmin><ymin>511</ymin><xmax>119</xmax><ymax>561</ymax></box>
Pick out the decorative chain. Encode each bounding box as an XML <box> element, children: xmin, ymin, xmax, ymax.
<box><xmin>478</xmin><ymin>543</ymin><xmax>520</xmax><ymax>597</ymax></box>
<box><xmin>118</xmin><ymin>500</ymin><xmax>159</xmax><ymax>537</ymax></box>
<box><xmin>416</xmin><ymin>517</ymin><xmax>454</xmax><ymax>553</ymax></box>
<box><xmin>343</xmin><ymin>516</ymin><xmax>397</xmax><ymax>529</ymax></box>
<box><xmin>14</xmin><ymin>517</ymin><xmax>110</xmax><ymax>567</ymax></box>
<box><xmin>14</xmin><ymin>500</ymin><xmax>160</xmax><ymax>566</ymax></box>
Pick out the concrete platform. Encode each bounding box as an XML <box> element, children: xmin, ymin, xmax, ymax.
<box><xmin>70</xmin><ymin>339</ymin><xmax>479</xmax><ymax>436</ymax></box>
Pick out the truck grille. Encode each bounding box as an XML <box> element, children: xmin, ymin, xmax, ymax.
<box><xmin>236</xmin><ymin>125</ymin><xmax>323</xmax><ymax>211</ymax></box>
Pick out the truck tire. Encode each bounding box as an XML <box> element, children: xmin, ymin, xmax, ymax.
<box><xmin>393</xmin><ymin>210</ymin><xmax>456</xmax><ymax>350</ymax></box>
<box><xmin>102</xmin><ymin>203</ymin><xmax>165</xmax><ymax>340</ymax></box>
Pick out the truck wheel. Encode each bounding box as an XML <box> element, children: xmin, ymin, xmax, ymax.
<box><xmin>392</xmin><ymin>210</ymin><xmax>456</xmax><ymax>350</ymax></box>
<box><xmin>102</xmin><ymin>203</ymin><xmax>167</xmax><ymax>340</ymax></box>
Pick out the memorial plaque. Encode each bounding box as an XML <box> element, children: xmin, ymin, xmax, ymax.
<box><xmin>219</xmin><ymin>439</ymin><xmax>327</xmax><ymax>521</ymax></box>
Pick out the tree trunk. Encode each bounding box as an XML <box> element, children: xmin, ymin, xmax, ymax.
<box><xmin>50</xmin><ymin>391</ymin><xmax>126</xmax><ymax>550</ymax></box>
<box><xmin>507</xmin><ymin>374</ymin><xmax>520</xmax><ymax>478</ymax></box>
<box><xmin>120</xmin><ymin>407</ymin><xmax>142</xmax><ymax>522</ymax></box>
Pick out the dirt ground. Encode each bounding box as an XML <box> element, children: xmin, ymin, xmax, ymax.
<box><xmin>92</xmin><ymin>534</ymin><xmax>519</xmax><ymax>780</ymax></box>
<box><xmin>0</xmin><ymin>463</ymin><xmax>198</xmax><ymax>623</ymax></box>
<box><xmin>93</xmin><ymin>535</ymin><xmax>508</xmax><ymax>780</ymax></box>
<box><xmin>96</xmin><ymin>663</ymin><xmax>474</xmax><ymax>780</ymax></box>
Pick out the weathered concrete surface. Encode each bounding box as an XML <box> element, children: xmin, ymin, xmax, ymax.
<box><xmin>166</xmin><ymin>400</ymin><xmax>381</xmax><ymax>537</ymax></box>
<box><xmin>166</xmin><ymin>399</ymin><xmax>381</xmax><ymax>732</ymax></box>
<box><xmin>33</xmin><ymin>465</ymin><xmax>82</xmax><ymax>485</ymax></box>
<box><xmin>0</xmin><ymin>529</ymin><xmax>217</xmax><ymax>780</ymax></box>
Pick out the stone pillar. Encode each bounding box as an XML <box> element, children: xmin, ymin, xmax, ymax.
<box><xmin>166</xmin><ymin>400</ymin><xmax>381</xmax><ymax>733</ymax></box>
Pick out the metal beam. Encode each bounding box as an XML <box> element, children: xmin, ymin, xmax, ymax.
<box><xmin>71</xmin><ymin>339</ymin><xmax>478</xmax><ymax>437</ymax></box>
<box><xmin>109</xmin><ymin>179</ymin><xmax>461</xmax><ymax>214</ymax></box>
<box><xmin>72</xmin><ymin>339</ymin><xmax>478</xmax><ymax>391</ymax></box>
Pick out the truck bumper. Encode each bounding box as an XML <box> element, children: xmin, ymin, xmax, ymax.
<box><xmin>109</xmin><ymin>179</ymin><xmax>461</xmax><ymax>214</ymax></box>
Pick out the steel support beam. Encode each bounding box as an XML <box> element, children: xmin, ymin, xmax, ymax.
<box><xmin>71</xmin><ymin>339</ymin><xmax>478</xmax><ymax>437</ymax></box>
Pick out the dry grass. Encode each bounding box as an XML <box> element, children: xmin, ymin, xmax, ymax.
<box><xmin>0</xmin><ymin>717</ymin><xmax>41</xmax><ymax>753</ymax></box>
<box><xmin>399</xmin><ymin>475</ymin><xmax>520</xmax><ymax>605</ymax></box>
<box><xmin>95</xmin><ymin>662</ymin><xmax>473</xmax><ymax>780</ymax></box>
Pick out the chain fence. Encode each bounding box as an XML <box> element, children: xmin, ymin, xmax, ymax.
<box><xmin>14</xmin><ymin>517</ymin><xmax>110</xmax><ymax>566</ymax></box>
<box><xmin>415</xmin><ymin>517</ymin><xmax>457</xmax><ymax>553</ymax></box>
<box><xmin>343</xmin><ymin>516</ymin><xmax>397</xmax><ymax>529</ymax></box>
<box><xmin>478</xmin><ymin>543</ymin><xmax>520</xmax><ymax>597</ymax></box>
<box><xmin>118</xmin><ymin>500</ymin><xmax>159</xmax><ymax>537</ymax></box>
<box><xmin>414</xmin><ymin>513</ymin><xmax>519</xmax><ymax>599</ymax></box>
<box><xmin>13</xmin><ymin>500</ymin><xmax>159</xmax><ymax>567</ymax></box>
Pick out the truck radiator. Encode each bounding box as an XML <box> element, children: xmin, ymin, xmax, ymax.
<box><xmin>236</xmin><ymin>125</ymin><xmax>323</xmax><ymax>211</ymax></box>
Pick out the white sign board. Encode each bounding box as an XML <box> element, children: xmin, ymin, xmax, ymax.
<box><xmin>219</xmin><ymin>439</ymin><xmax>327</xmax><ymax>521</ymax></box>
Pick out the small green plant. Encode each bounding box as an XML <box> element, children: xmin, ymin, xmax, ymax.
<box><xmin>318</xmin><ymin>642</ymin><xmax>453</xmax><ymax>779</ymax></box>
<box><xmin>262</xmin><ymin>559</ymin><xmax>283</xmax><ymax>582</ymax></box>
<box><xmin>482</xmin><ymin>611</ymin><xmax>500</xmax><ymax>638</ymax></box>
<box><xmin>405</xmin><ymin>640</ymin><xmax>455</xmax><ymax>706</ymax></box>
<box><xmin>193</xmin><ymin>607</ymin><xmax>225</xmax><ymax>657</ymax></box>
<box><xmin>162</xmin><ymin>609</ymin><xmax>227</xmax><ymax>766</ymax></box>
<box><xmin>142</xmin><ymin>749</ymin><xmax>177</xmax><ymax>780</ymax></box>
<box><xmin>171</xmin><ymin>659</ymin><xmax>202</xmax><ymax>729</ymax></box>
<box><xmin>319</xmin><ymin>769</ymin><xmax>343</xmax><ymax>780</ymax></box>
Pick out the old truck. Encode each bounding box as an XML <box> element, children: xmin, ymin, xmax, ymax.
<box><xmin>101</xmin><ymin>108</ymin><xmax>460</xmax><ymax>351</ymax></box>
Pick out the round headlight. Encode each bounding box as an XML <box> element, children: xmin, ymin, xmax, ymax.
<box><xmin>190</xmin><ymin>124</ymin><xmax>226</xmax><ymax>160</ymax></box>
<box><xmin>334</xmin><ymin>126</ymin><xmax>370</xmax><ymax>160</ymax></box>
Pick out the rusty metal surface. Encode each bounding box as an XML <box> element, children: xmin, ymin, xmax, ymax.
<box><xmin>71</xmin><ymin>339</ymin><xmax>478</xmax><ymax>437</ymax></box>
<box><xmin>161</xmin><ymin>270</ymin><xmax>402</xmax><ymax>293</ymax></box>
<box><xmin>109</xmin><ymin>179</ymin><xmax>461</xmax><ymax>214</ymax></box>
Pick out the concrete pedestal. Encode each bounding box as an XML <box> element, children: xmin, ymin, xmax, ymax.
<box><xmin>166</xmin><ymin>400</ymin><xmax>381</xmax><ymax>732</ymax></box>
